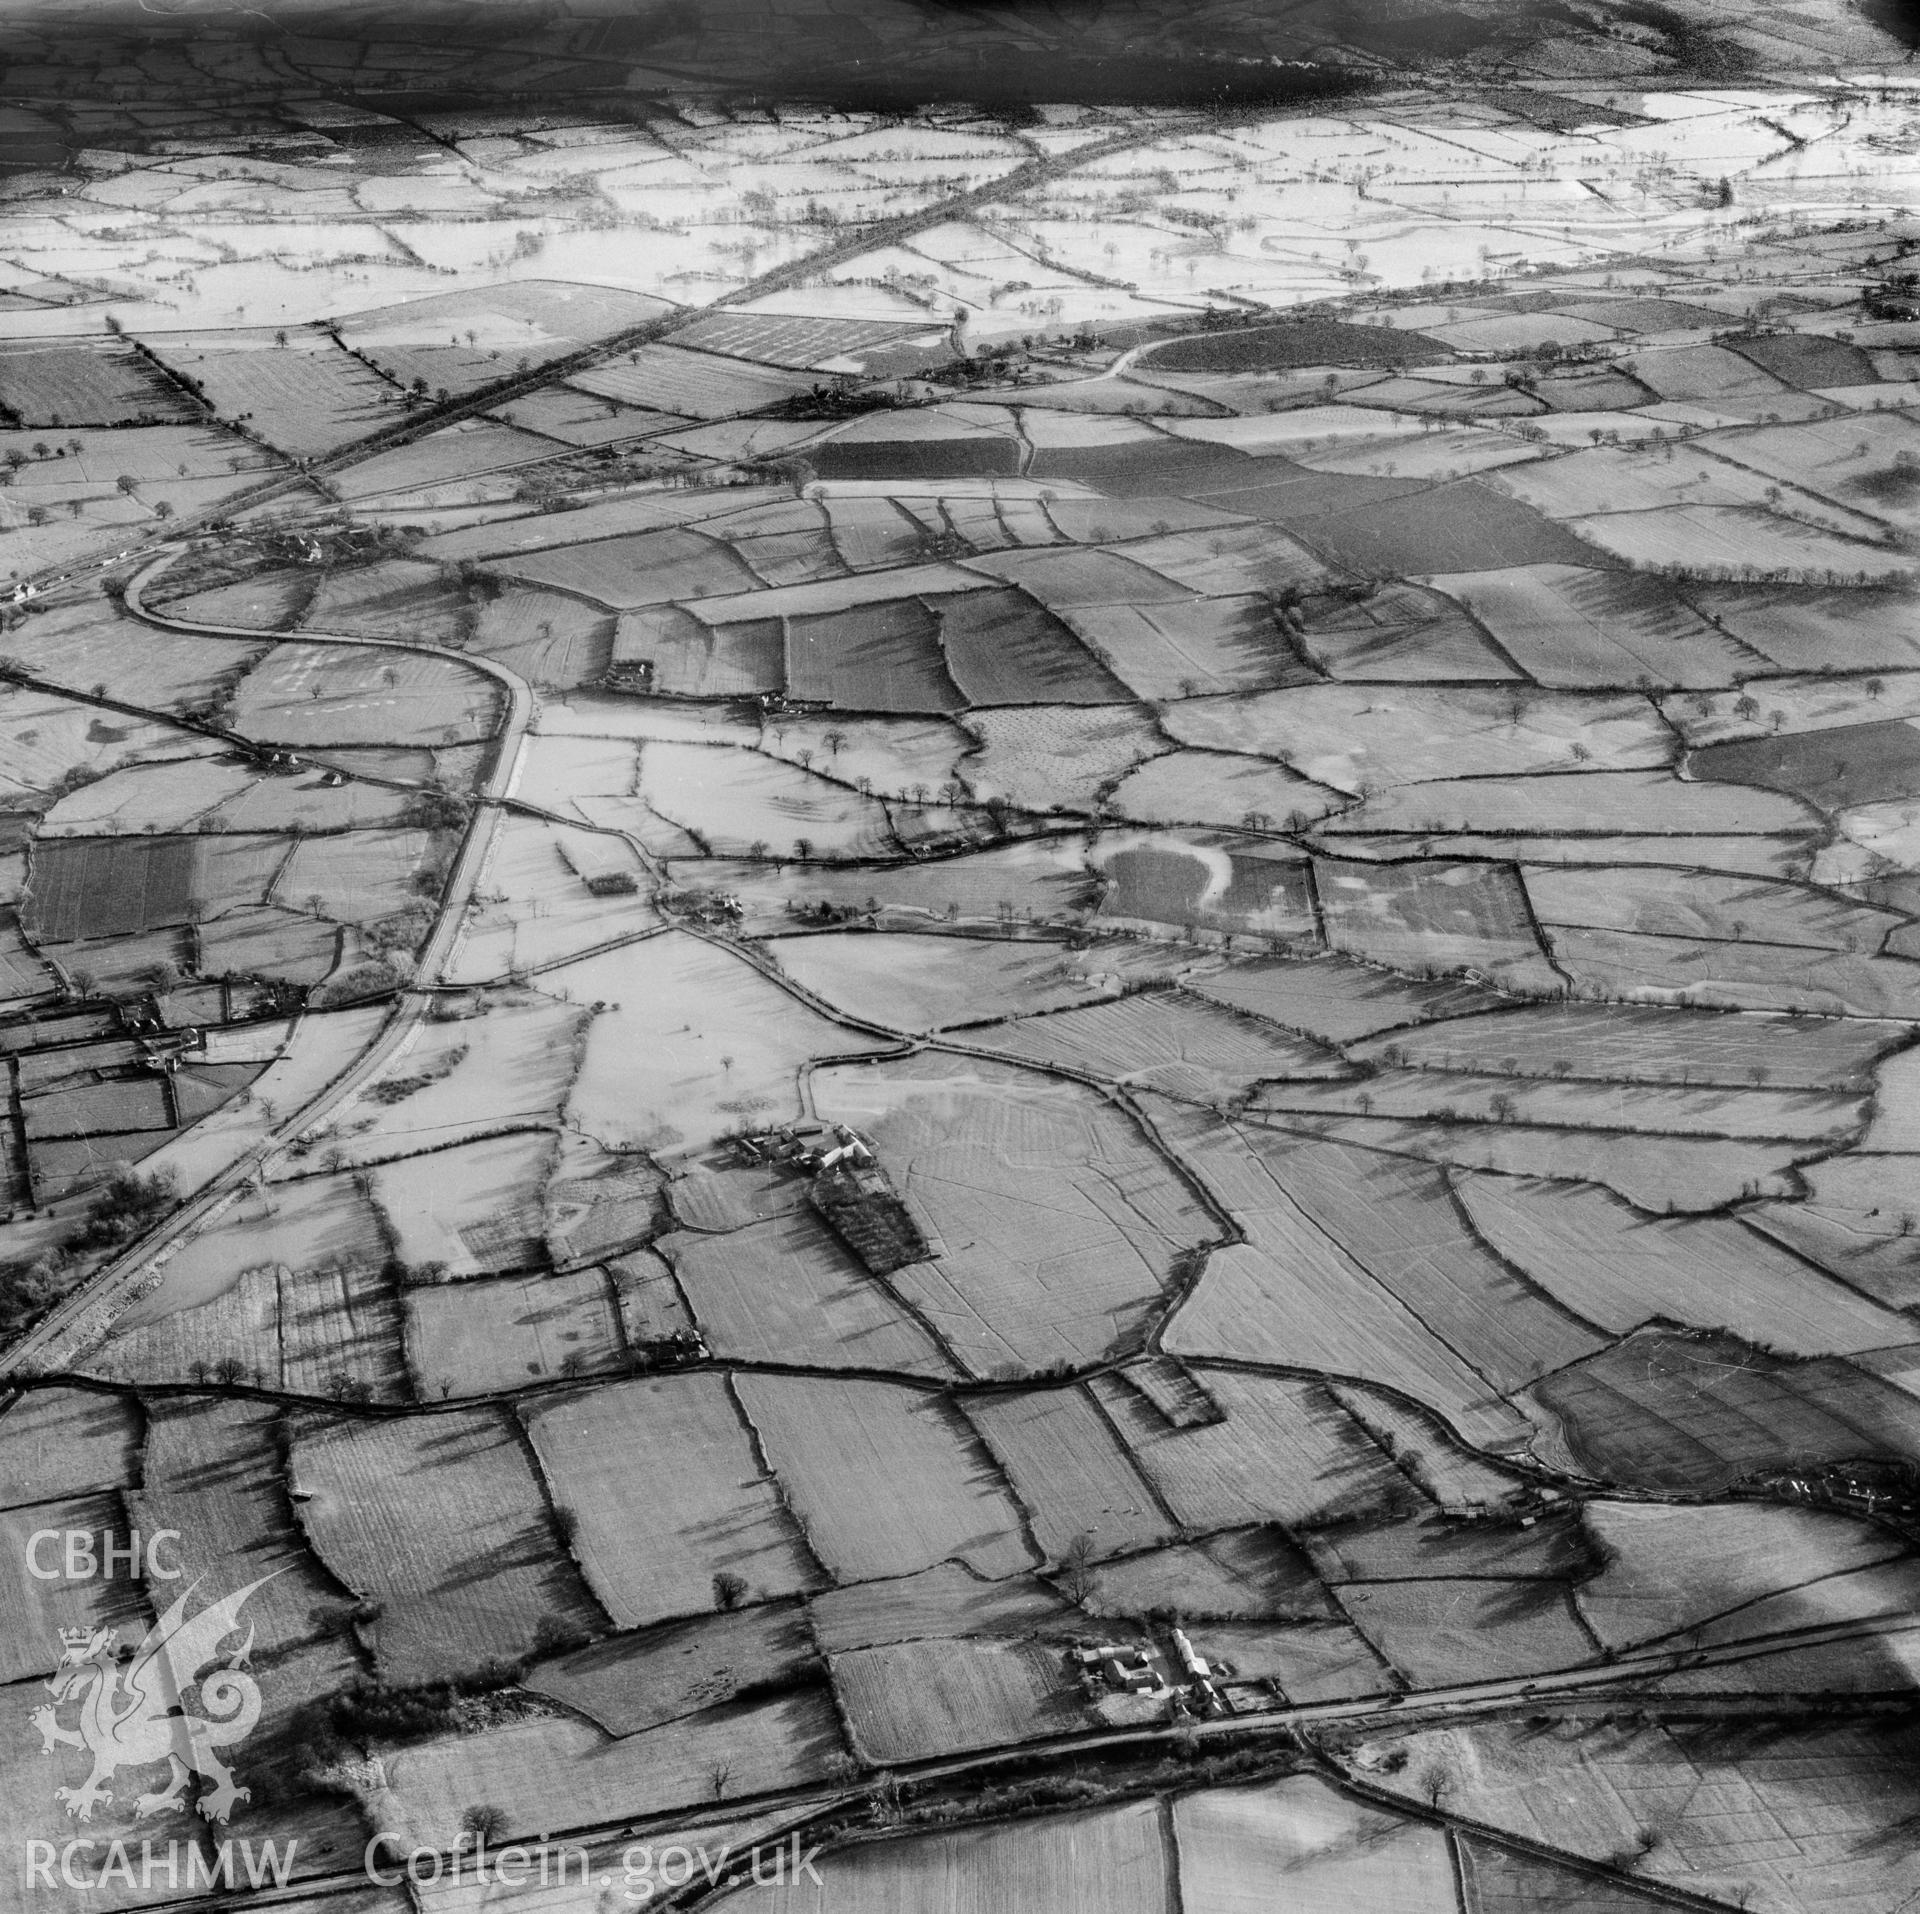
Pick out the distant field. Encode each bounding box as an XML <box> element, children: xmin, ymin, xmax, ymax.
<box><xmin>813</xmin><ymin>1056</ymin><xmax>1213</xmax><ymax>1375</ymax></box>
<box><xmin>0</xmin><ymin>342</ymin><xmax>196</xmax><ymax>424</ymax></box>
<box><xmin>1091</xmin><ymin>1365</ymin><xmax>1422</xmax><ymax>1531</ymax></box>
<box><xmin>965</xmin><ymin>1385</ymin><xmax>1178</xmax><ymax>1562</ymax></box>
<box><xmin>660</xmin><ymin>1214</ymin><xmax>950</xmax><ymax>1375</ymax></box>
<box><xmin>735</xmin><ymin>1373</ymin><xmax>1035</xmax><ymax>1581</ymax></box>
<box><xmin>290</xmin><ymin>1407</ymin><xmax>601</xmax><ymax>1684</ymax></box>
<box><xmin>520</xmin><ymin>1374</ymin><xmax>820</xmax><ymax>1627</ymax></box>
<box><xmin>792</xmin><ymin>1805</ymin><xmax>1171</xmax><ymax>1914</ymax></box>
<box><xmin>1146</xmin><ymin>319</ymin><xmax>1451</xmax><ymax>373</ymax></box>
<box><xmin>1523</xmin><ymin>1327</ymin><xmax>1920</xmax><ymax>1494</ymax></box>
<box><xmin>571</xmin><ymin>344</ymin><xmax>815</xmax><ymax>418</ymax></box>
<box><xmin>833</xmin><ymin>1637</ymin><xmax>1085</xmax><ymax>1762</ymax></box>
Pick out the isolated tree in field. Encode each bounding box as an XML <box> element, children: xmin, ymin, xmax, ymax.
<box><xmin>462</xmin><ymin>1805</ymin><xmax>508</xmax><ymax>1842</ymax></box>
<box><xmin>153</xmin><ymin>501</ymin><xmax>173</xmax><ymax>521</ymax></box>
<box><xmin>707</xmin><ymin>1759</ymin><xmax>732</xmax><ymax>1800</ymax></box>
<box><xmin>116</xmin><ymin>473</ymin><xmax>137</xmax><ymax>495</ymax></box>
<box><xmin>274</xmin><ymin>330</ymin><xmax>288</xmax><ymax>347</ymax></box>
<box><xmin>713</xmin><ymin>1570</ymin><xmax>747</xmax><ymax>1611</ymax></box>
<box><xmin>792</xmin><ymin>837</ymin><xmax>812</xmax><ymax>861</ymax></box>
<box><xmin>1054</xmin><ymin>1530</ymin><xmax>1097</xmax><ymax>1604</ymax></box>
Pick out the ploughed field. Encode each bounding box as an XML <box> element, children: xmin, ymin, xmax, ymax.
<box><xmin>4</xmin><ymin>61</ymin><xmax>1920</xmax><ymax>1914</ymax></box>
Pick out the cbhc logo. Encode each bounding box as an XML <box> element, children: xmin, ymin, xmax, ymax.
<box><xmin>25</xmin><ymin>1530</ymin><xmax>184</xmax><ymax>1581</ymax></box>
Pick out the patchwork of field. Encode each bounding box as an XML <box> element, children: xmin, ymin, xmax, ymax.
<box><xmin>9</xmin><ymin>62</ymin><xmax>1920</xmax><ymax>1914</ymax></box>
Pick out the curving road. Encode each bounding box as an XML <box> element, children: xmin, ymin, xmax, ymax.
<box><xmin>0</xmin><ymin>553</ymin><xmax>536</xmax><ymax>1378</ymax></box>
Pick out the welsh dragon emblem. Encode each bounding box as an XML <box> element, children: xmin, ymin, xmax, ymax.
<box><xmin>30</xmin><ymin>1576</ymin><xmax>277</xmax><ymax>1825</ymax></box>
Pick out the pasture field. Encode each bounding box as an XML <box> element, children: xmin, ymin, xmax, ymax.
<box><xmin>160</xmin><ymin>569</ymin><xmax>315</xmax><ymax>632</ymax></box>
<box><xmin>809</xmin><ymin>1560</ymin><xmax>1078</xmax><ymax>1653</ymax></box>
<box><xmin>521</xmin><ymin>1374</ymin><xmax>820</xmax><ymax>1627</ymax></box>
<box><xmin>611</xmin><ymin>1245</ymin><xmax>697</xmax><ymax>1347</ymax></box>
<box><xmin>0</xmin><ymin>1386</ymin><xmax>139</xmax><ymax>1507</ymax></box>
<box><xmin>1571</xmin><ymin>503</ymin><xmax>1913</xmax><ymax>583</ymax></box>
<box><xmin>232</xmin><ymin>638</ymin><xmax>499</xmax><ymax>747</ymax></box>
<box><xmin>1454</xmin><ymin>1839</ymin><xmax>1676</xmax><ymax>1914</ymax></box>
<box><xmin>833</xmin><ymin>1637</ymin><xmax>1086</xmax><ymax>1762</ymax></box>
<box><xmin>1684</xmin><ymin>582</ymin><xmax>1920</xmax><ymax>673</ymax></box>
<box><xmin>825</xmin><ymin>494</ymin><xmax>941</xmax><ymax>572</ymax></box>
<box><xmin>1090</xmin><ymin>1366</ymin><xmax>1421</xmax><ymax>1532</ymax></box>
<box><xmin>331</xmin><ymin>424</ymin><xmax>560</xmax><ymax>502</ymax></box>
<box><xmin>289</xmin><ymin>1406</ymin><xmax>601</xmax><ymax>1684</ymax></box>
<box><xmin>1576</xmin><ymin>1499</ymin><xmax>1906</xmax><ymax>1652</ymax></box>
<box><xmin>1314</xmin><ymin>856</ymin><xmax>1562</xmax><ymax>993</ymax></box>
<box><xmin>502</xmin><ymin>526</ymin><xmax>760</xmax><ymax>608</ymax></box>
<box><xmin>561</xmin><ymin>932</ymin><xmax>881</xmax><ymax>1157</ymax></box>
<box><xmin>1523</xmin><ymin>1328</ymin><xmax>1920</xmax><ymax>1495</ymax></box>
<box><xmin>1528</xmin><ymin>863</ymin><xmax>1896</xmax><ymax>953</ymax></box>
<box><xmin>0</xmin><ymin>600</ymin><xmax>269</xmax><ymax>711</ymax></box>
<box><xmin>615</xmin><ymin>605</ymin><xmax>785</xmax><ymax>696</ymax></box>
<box><xmin>1321</xmin><ymin>768</ymin><xmax>1811</xmax><ymax>838</ymax></box>
<box><xmin>1547</xmin><ymin>924</ymin><xmax>1920</xmax><ymax>1021</ymax></box>
<box><xmin>766</xmin><ymin>932</ymin><xmax>1174</xmax><ymax>1033</ymax></box>
<box><xmin>1335</xmin><ymin>1577</ymin><xmax>1595</xmax><ymax>1686</ymax></box>
<box><xmin>159</xmin><ymin>339</ymin><xmax>394</xmax><ymax>456</ymax></box>
<box><xmin>660</xmin><ymin>1214</ymin><xmax>951</xmax><ymax>1376</ymax></box>
<box><xmin>1455</xmin><ymin>1175</ymin><xmax>1907</xmax><ymax>1357</ymax></box>
<box><xmin>570</xmin><ymin>344</ymin><xmax>816</xmax><ymax>417</ymax></box>
<box><xmin>719</xmin><ymin>1802</ymin><xmax>1169</xmax><ymax>1914</ymax></box>
<box><xmin>1329</xmin><ymin>1383</ymin><xmax>1522</xmax><ymax>1511</ymax></box>
<box><xmin>0</xmin><ymin>340</ymin><xmax>196</xmax><ymax>422</ymax></box>
<box><xmin>1061</xmin><ymin>595</ymin><xmax>1302</xmax><ymax>700</ymax></box>
<box><xmin>1167</xmin><ymin>683</ymin><xmax>1671</xmax><ymax>789</ymax></box>
<box><xmin>1106</xmin><ymin>748</ymin><xmax>1339</xmax><ymax>832</ymax></box>
<box><xmin>690</xmin><ymin>838</ymin><xmax>1092</xmax><ymax>936</ymax></box>
<box><xmin>132</xmin><ymin>1396</ymin><xmax>348</xmax><ymax>1651</ymax></box>
<box><xmin>671</xmin><ymin>311</ymin><xmax>923</xmax><ymax>368</ymax></box>
<box><xmin>0</xmin><ymin>1494</ymin><xmax>142</xmax><ymax>1681</ymax></box>
<box><xmin>1354</xmin><ymin>1001</ymin><xmax>1904</xmax><ymax>1089</ymax></box>
<box><xmin>1247</xmin><ymin>1063</ymin><xmax>1859</xmax><ymax>1143</ymax></box>
<box><xmin>490</xmin><ymin>387</ymin><xmax>684</xmax><ymax>446</ymax></box>
<box><xmin>963</xmin><ymin>703</ymin><xmax>1167</xmax><ymax>813</ymax></box>
<box><xmin>403</xmin><ymin>1266</ymin><xmax>624</xmax><ymax>1397</ymax></box>
<box><xmin>276</xmin><ymin>825</ymin><xmax>435</xmax><ymax>927</ymax></box>
<box><xmin>87</xmin><ymin>1258</ymin><xmax>407</xmax><ymax>1401</ymax></box>
<box><xmin>1431</xmin><ymin>563</ymin><xmax>1758</xmax><ymax>689</ymax></box>
<box><xmin>471</xmin><ymin>587</ymin><xmax>612</xmax><ymax>689</ymax></box>
<box><xmin>931</xmin><ymin>585</ymin><xmax>1126</xmax><ymax>705</ymax></box>
<box><xmin>637</xmin><ymin>740</ymin><xmax>897</xmax><ymax>859</ymax></box>
<box><xmin>1155</xmin><ymin>1110</ymin><xmax>1539</xmax><ymax>1448</ymax></box>
<box><xmin>965</xmin><ymin>989</ymin><xmax>1343</xmax><ymax>1101</ymax></box>
<box><xmin>811</xmin><ymin>1056</ymin><xmax>1213</xmax><ymax>1375</ymax></box>
<box><xmin>1173</xmin><ymin>1778</ymin><xmax>1456</xmax><ymax>1914</ymax></box>
<box><xmin>756</xmin><ymin>713</ymin><xmax>973</xmax><ymax>799</ymax></box>
<box><xmin>1191</xmin><ymin>1619</ymin><xmax>1392</xmax><ymax>1702</ymax></box>
<box><xmin>368</xmin><ymin>1128</ymin><xmax>560</xmax><ymax>1274</ymax></box>
<box><xmin>419</xmin><ymin>486</ymin><xmax>785</xmax><ymax>562</ymax></box>
<box><xmin>1241</xmin><ymin>1135</ymin><xmax>1601</xmax><ymax>1392</ymax></box>
<box><xmin>1185</xmin><ymin>954</ymin><xmax>1506</xmax><ymax>1043</ymax></box>
<box><xmin>1359</xmin><ymin>1717</ymin><xmax>1920</xmax><ymax>1914</ymax></box>
<box><xmin>527</xmin><ymin>1600</ymin><xmax>817</xmax><ymax>1736</ymax></box>
<box><xmin>1094</xmin><ymin>836</ymin><xmax>1315</xmax><ymax>943</ymax></box>
<box><xmin>1284</xmin><ymin>1108</ymin><xmax>1808</xmax><ymax>1214</ymax></box>
<box><xmin>367</xmin><ymin>1692</ymin><xmax>842</xmax><ymax>1852</ymax></box>
<box><xmin>786</xmin><ymin>598</ymin><xmax>964</xmax><ymax>712</ymax></box>
<box><xmin>1303</xmin><ymin>1506</ymin><xmax>1579</xmax><ymax>1585</ymax></box>
<box><xmin>965</xmin><ymin>1385</ymin><xmax>1177</xmax><ymax>1562</ymax></box>
<box><xmin>1085</xmin><ymin>1527</ymin><xmax>1333</xmax><ymax>1623</ymax></box>
<box><xmin>734</xmin><ymin>1373</ymin><xmax>1035</xmax><ymax>1582</ymax></box>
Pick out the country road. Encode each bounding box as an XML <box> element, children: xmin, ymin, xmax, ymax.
<box><xmin>0</xmin><ymin>555</ymin><xmax>537</xmax><ymax>1378</ymax></box>
<box><xmin>156</xmin><ymin>1605</ymin><xmax>1920</xmax><ymax>1914</ymax></box>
